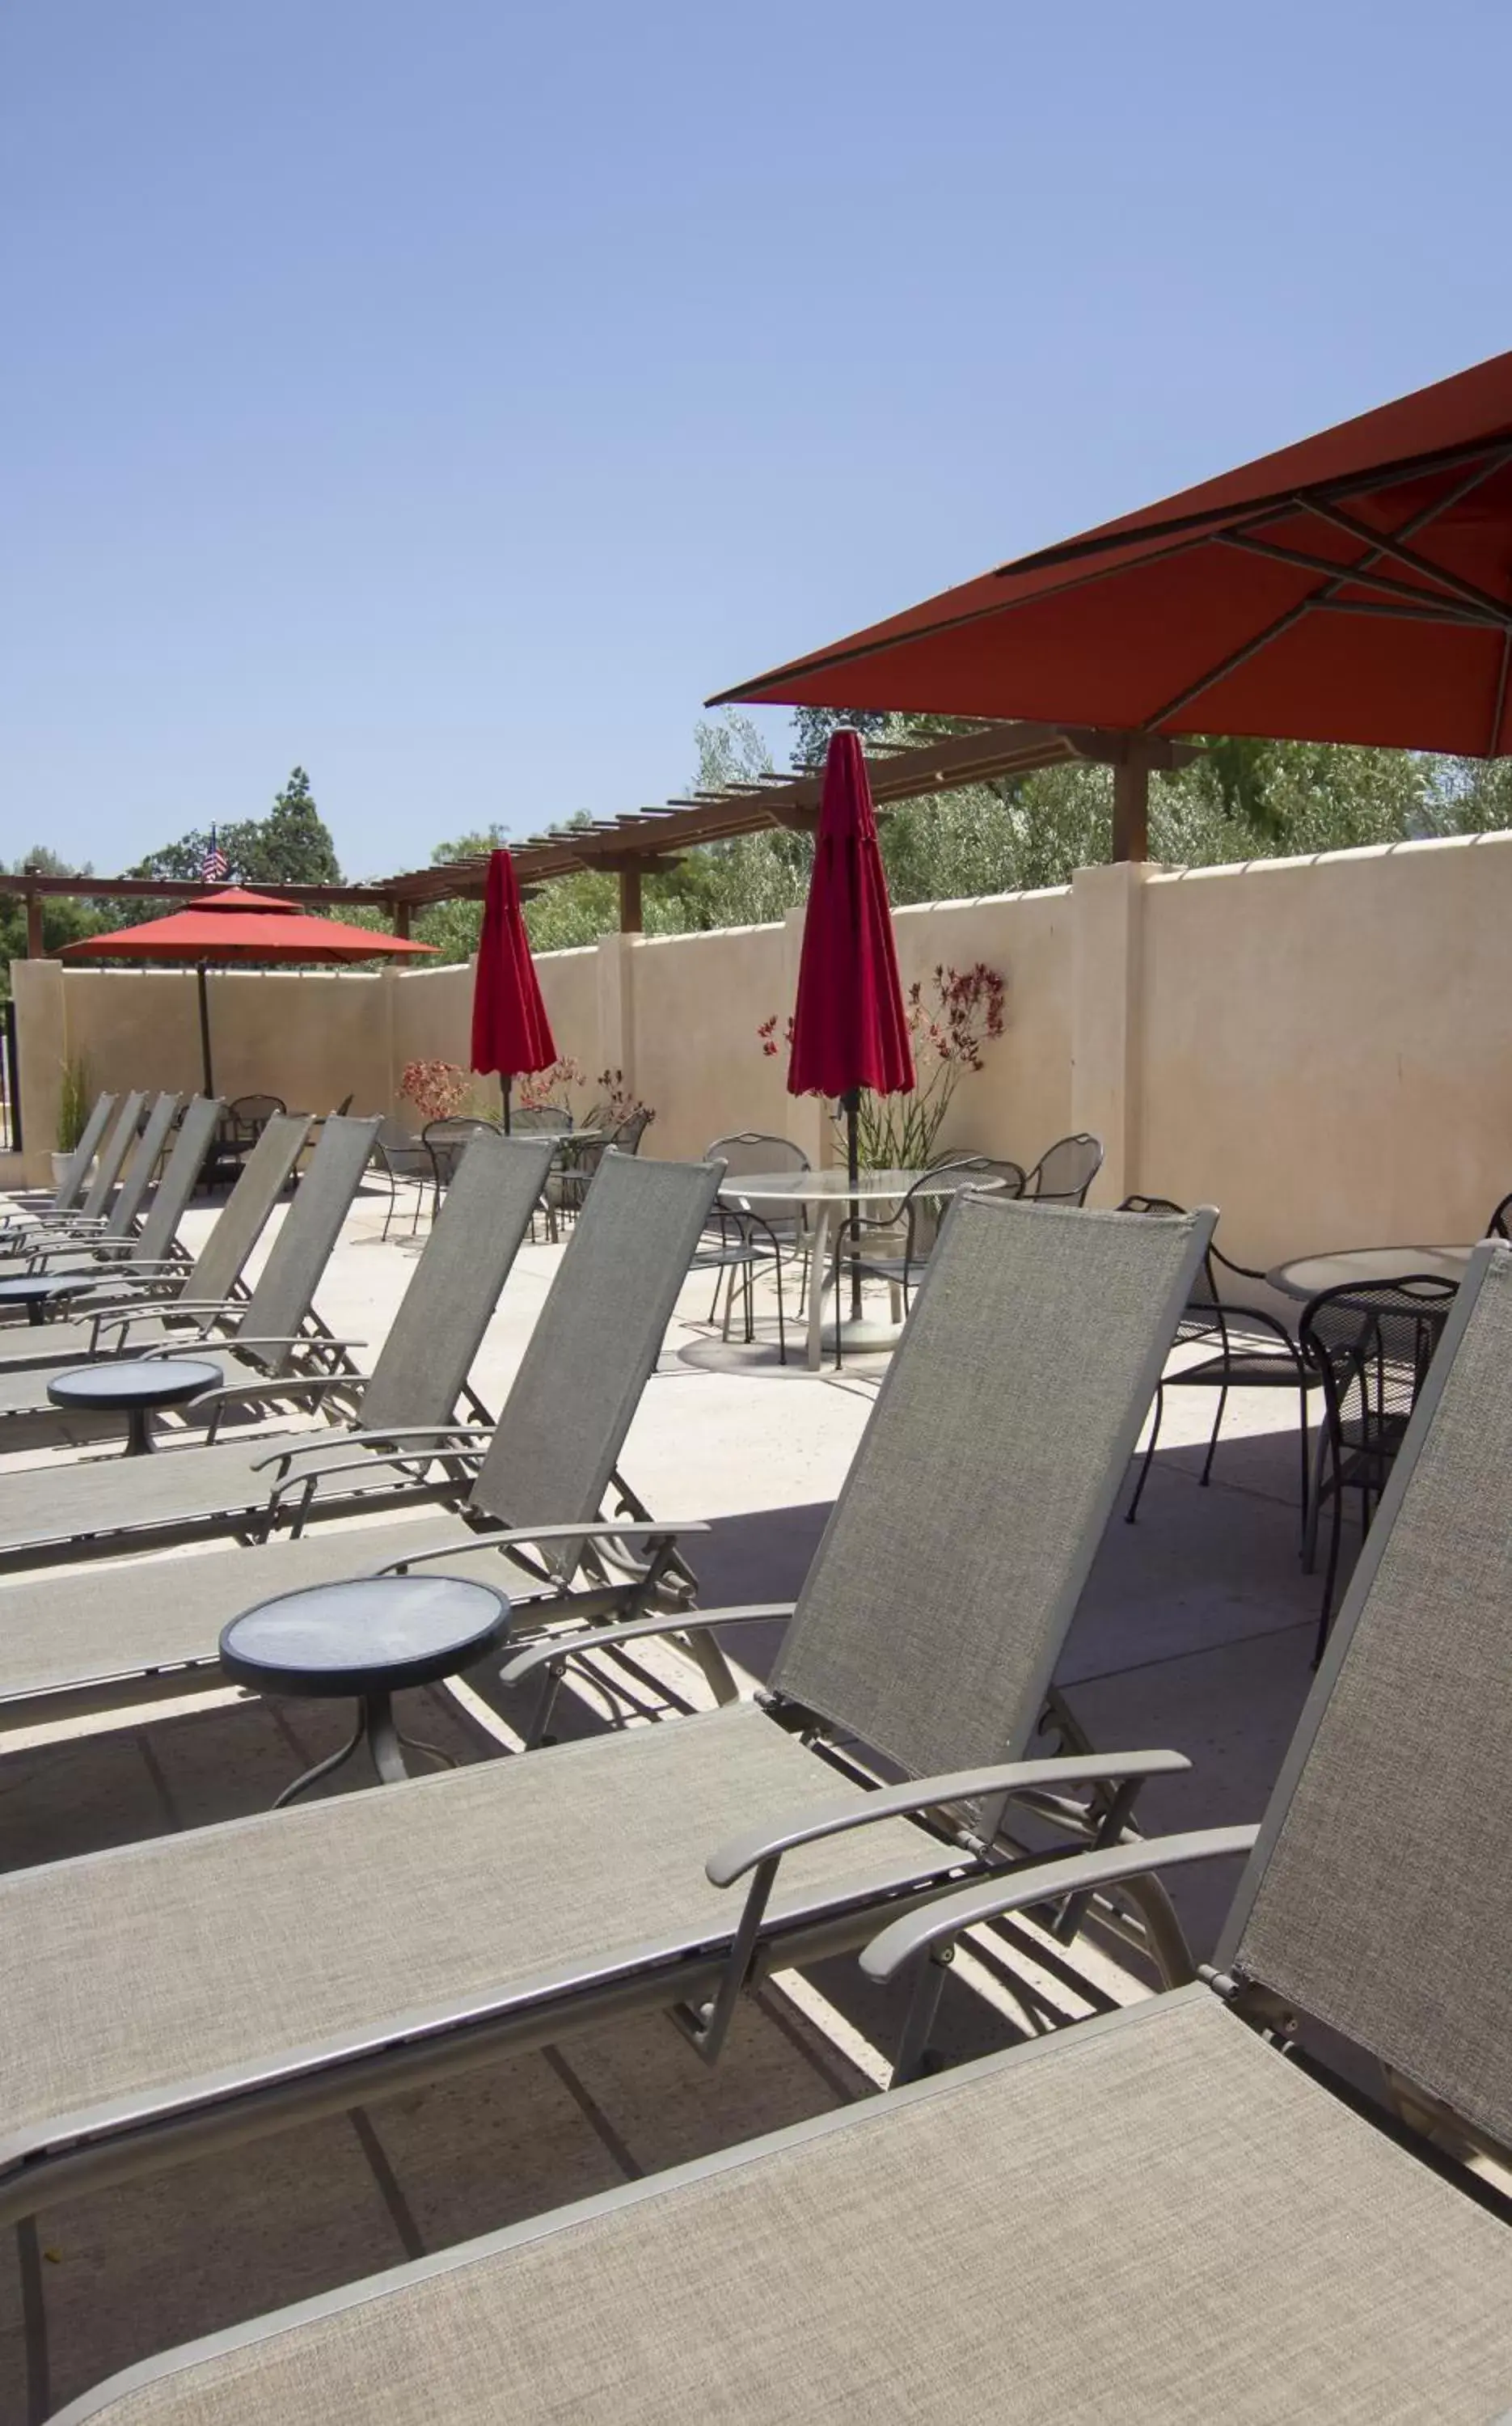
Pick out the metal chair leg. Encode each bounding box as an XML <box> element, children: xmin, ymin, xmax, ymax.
<box><xmin>1198</xmin><ymin>1380</ymin><xmax>1228</xmax><ymax>1486</ymax></box>
<box><xmin>1125</xmin><ymin>1381</ymin><xmax>1165</xmax><ymax>1523</ymax></box>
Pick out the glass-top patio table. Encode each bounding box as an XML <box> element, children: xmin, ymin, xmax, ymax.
<box><xmin>716</xmin><ymin>1166</ymin><xmax>1007</xmax><ymax>1371</ymax></box>
<box><xmin>1267</xmin><ymin>1243</ymin><xmax>1474</xmax><ymax>1301</ymax></box>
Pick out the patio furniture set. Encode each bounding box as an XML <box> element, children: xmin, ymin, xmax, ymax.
<box><xmin>374</xmin><ymin>1098</ymin><xmax>653</xmax><ymax>1241</ymax></box>
<box><xmin>4</xmin><ymin>1095</ymin><xmax>1512</xmax><ymax>2415</ymax></box>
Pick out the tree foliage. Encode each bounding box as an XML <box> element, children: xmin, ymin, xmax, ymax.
<box><xmin>0</xmin><ymin>847</ymin><xmax>112</xmax><ymax>999</ymax></box>
<box><xmin>132</xmin><ymin>767</ymin><xmax>342</xmax><ymax>893</ymax></box>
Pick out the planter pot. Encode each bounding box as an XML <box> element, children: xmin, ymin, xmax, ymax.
<box><xmin>52</xmin><ymin>1152</ymin><xmax>84</xmax><ymax>1190</ymax></box>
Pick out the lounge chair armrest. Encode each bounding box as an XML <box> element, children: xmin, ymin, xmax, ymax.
<box><xmin>499</xmin><ymin>1602</ymin><xmax>796</xmax><ymax>1686</ymax></box>
<box><xmin>142</xmin><ymin>1335</ymin><xmax>365</xmax><ymax>1365</ymax></box>
<box><xmin>378</xmin><ymin>1519</ymin><xmax>711</xmax><ymax>1574</ymax></box>
<box><xmin>706</xmin><ymin>1751</ymin><xmax>1196</xmax><ymax>1890</ymax></box>
<box><xmin>263</xmin><ymin>1448</ymin><xmax>484</xmax><ymax>1505</ymax></box>
<box><xmin>859</xmin><ymin>1824</ymin><xmax>1261</xmax><ymax>1984</ymax></box>
<box><xmin>251</xmin><ymin>1423</ymin><xmax>489</xmax><ymax>1477</ymax></box>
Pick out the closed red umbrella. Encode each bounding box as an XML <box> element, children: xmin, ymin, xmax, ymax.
<box><xmin>712</xmin><ymin>349</ymin><xmax>1512</xmax><ymax>755</ymax></box>
<box><xmin>788</xmin><ymin>729</ymin><xmax>914</xmax><ymax>1327</ymax></box>
<box><xmin>470</xmin><ymin>849</ymin><xmax>557</xmax><ymax>1131</ymax></box>
<box><xmin>62</xmin><ymin>886</ymin><xmax>436</xmax><ymax>1093</ymax></box>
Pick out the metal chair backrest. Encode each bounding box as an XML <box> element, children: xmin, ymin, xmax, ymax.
<box><xmin>359</xmin><ymin>1135</ymin><xmax>555</xmax><ymax>1433</ymax></box>
<box><xmin>610</xmin><ymin>1108</ymin><xmax>651</xmax><ymax>1156</ymax></box>
<box><xmin>1485</xmin><ymin>1192</ymin><xmax>1512</xmax><ymax>1240</ymax></box>
<box><xmin>772</xmin><ymin>1196</ymin><xmax>1214</xmax><ymax>1780</ymax></box>
<box><xmin>77</xmin><ymin>1092</ymin><xmax>149</xmax><ymax>1223</ymax></box>
<box><xmin>467</xmin><ymin>1153</ymin><xmax>724</xmax><ymax>1575</ymax></box>
<box><xmin>229</xmin><ymin>1093</ymin><xmax>285</xmax><ymax>1126</ymax></box>
<box><xmin>1119</xmin><ymin>1191</ymin><xmax>1222</xmax><ymax>1322</ymax></box>
<box><xmin>1024</xmin><ymin>1132</ymin><xmax>1104</xmax><ymax>1206</ymax></box>
<box><xmin>1298</xmin><ymin>1275</ymin><xmax>1457</xmax><ymax>1455</ymax></box>
<box><xmin>1222</xmin><ymin>1242</ymin><xmax>1512</xmax><ymax>2150</ymax></box>
<box><xmin>705</xmin><ymin>1133</ymin><xmax>809</xmax><ymax>1228</ymax></box>
<box><xmin>187</xmin><ymin>1114</ymin><xmax>312</xmax><ymax>1305</ymax></box>
<box><xmin>135</xmin><ymin>1097</ymin><xmax>222</xmax><ymax>1262</ymax></box>
<box><xmin>236</xmin><ymin>1115</ymin><xmax>380</xmax><ymax>1371</ymax></box>
<box><xmin>424</xmin><ymin>1117</ymin><xmax>500</xmax><ymax>1191</ymax></box>
<box><xmin>100</xmin><ymin>1092</ymin><xmax>182</xmax><ymax>1240</ymax></box>
<box><xmin>512</xmin><ymin>1103</ymin><xmax>572</xmax><ymax>1134</ymax></box>
<box><xmin>50</xmin><ymin>1093</ymin><xmax>117</xmax><ymax>1211</ymax></box>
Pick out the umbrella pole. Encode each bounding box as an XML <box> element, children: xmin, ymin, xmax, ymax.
<box><xmin>844</xmin><ymin>1086</ymin><xmax>863</xmax><ymax>1321</ymax></box>
<box><xmin>196</xmin><ymin>966</ymin><xmax>214</xmax><ymax>1097</ymax></box>
<box><xmin>503</xmin><ymin>1076</ymin><xmax>512</xmax><ymax>1135</ymax></box>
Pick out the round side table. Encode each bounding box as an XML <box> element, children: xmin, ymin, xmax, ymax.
<box><xmin>219</xmin><ymin>1573</ymin><xmax>513</xmax><ymax>1806</ymax></box>
<box><xmin>47</xmin><ymin>1357</ymin><xmax>223</xmax><ymax>1456</ymax></box>
<box><xmin>0</xmin><ymin>1271</ymin><xmax>84</xmax><ymax>1327</ymax></box>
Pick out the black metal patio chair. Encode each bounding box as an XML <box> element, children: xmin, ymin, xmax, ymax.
<box><xmin>695</xmin><ymin>1133</ymin><xmax>810</xmax><ymax>1362</ymax></box>
<box><xmin>1022</xmin><ymin>1131</ymin><xmax>1104</xmax><ymax>1205</ymax></box>
<box><xmin>1121</xmin><ymin>1194</ymin><xmax>1320</xmax><ymax>1526</ymax></box>
<box><xmin>1299</xmin><ymin>1271</ymin><xmax>1459</xmax><ymax>1660</ymax></box>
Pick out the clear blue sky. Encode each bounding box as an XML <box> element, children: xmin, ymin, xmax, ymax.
<box><xmin>4</xmin><ymin>0</ymin><xmax>1510</xmax><ymax>878</ymax></box>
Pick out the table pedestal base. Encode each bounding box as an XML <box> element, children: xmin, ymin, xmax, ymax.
<box><xmin>273</xmin><ymin>1690</ymin><xmax>459</xmax><ymax>1807</ymax></box>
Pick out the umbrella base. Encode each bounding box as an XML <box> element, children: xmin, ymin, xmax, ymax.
<box><xmin>821</xmin><ymin>1311</ymin><xmax>906</xmax><ymax>1355</ymax></box>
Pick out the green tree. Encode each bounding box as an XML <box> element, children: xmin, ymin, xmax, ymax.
<box><xmin>133</xmin><ymin>767</ymin><xmax>342</xmax><ymax>894</ymax></box>
<box><xmin>0</xmin><ymin>847</ymin><xmax>112</xmax><ymax>999</ymax></box>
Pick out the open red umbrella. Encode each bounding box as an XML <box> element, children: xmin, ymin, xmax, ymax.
<box><xmin>61</xmin><ymin>886</ymin><xmax>436</xmax><ymax>1093</ymax></box>
<box><xmin>712</xmin><ymin>349</ymin><xmax>1512</xmax><ymax>755</ymax></box>
<box><xmin>788</xmin><ymin>729</ymin><xmax>914</xmax><ymax>1325</ymax></box>
<box><xmin>469</xmin><ymin>849</ymin><xmax>557</xmax><ymax>1131</ymax></box>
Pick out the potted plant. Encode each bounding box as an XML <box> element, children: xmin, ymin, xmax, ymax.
<box><xmin>53</xmin><ymin>1054</ymin><xmax>92</xmax><ymax>1190</ymax></box>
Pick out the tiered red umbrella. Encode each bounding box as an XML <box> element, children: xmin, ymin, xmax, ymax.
<box><xmin>712</xmin><ymin>348</ymin><xmax>1512</xmax><ymax>754</ymax></box>
<box><xmin>62</xmin><ymin>886</ymin><xmax>436</xmax><ymax>1093</ymax></box>
<box><xmin>788</xmin><ymin>729</ymin><xmax>914</xmax><ymax>1321</ymax></box>
<box><xmin>470</xmin><ymin>849</ymin><xmax>557</xmax><ymax>1131</ymax></box>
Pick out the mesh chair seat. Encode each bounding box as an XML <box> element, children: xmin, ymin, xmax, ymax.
<box><xmin>0</xmin><ymin>1705</ymin><xmax>939</xmax><ymax>2155</ymax></box>
<box><xmin>57</xmin><ymin>1987</ymin><xmax>1512</xmax><ymax>2425</ymax></box>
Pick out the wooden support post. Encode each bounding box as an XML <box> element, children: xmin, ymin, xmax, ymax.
<box><xmin>391</xmin><ymin>899</ymin><xmax>412</xmax><ymax>940</ymax></box>
<box><xmin>1111</xmin><ymin>755</ymin><xmax>1150</xmax><ymax>863</ymax></box>
<box><xmin>24</xmin><ymin>890</ymin><xmax>44</xmax><ymax>959</ymax></box>
<box><xmin>618</xmin><ymin>865</ymin><xmax>643</xmax><ymax>932</ymax></box>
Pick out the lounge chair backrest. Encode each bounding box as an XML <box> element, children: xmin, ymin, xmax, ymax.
<box><xmin>50</xmin><ymin>1093</ymin><xmax>117</xmax><ymax>1211</ymax></box>
<box><xmin>186</xmin><ymin>1115</ymin><xmax>312</xmax><ymax>1305</ymax></box>
<box><xmin>102</xmin><ymin>1093</ymin><xmax>182</xmax><ymax>1239</ymax></box>
<box><xmin>469</xmin><ymin>1152</ymin><xmax>724</xmax><ymax>1574</ymax></box>
<box><xmin>78</xmin><ymin>1091</ymin><xmax>148</xmax><ymax>1222</ymax></box>
<box><xmin>1222</xmin><ymin>1239</ymin><xmax>1512</xmax><ymax>2151</ymax></box>
<box><xmin>359</xmin><ymin>1134</ymin><xmax>554</xmax><ymax>1432</ymax></box>
<box><xmin>135</xmin><ymin>1097</ymin><xmax>222</xmax><ymax>1261</ymax></box>
<box><xmin>772</xmin><ymin>1196</ymin><xmax>1214</xmax><ymax>1781</ymax></box>
<box><xmin>236</xmin><ymin>1115</ymin><xmax>380</xmax><ymax>1371</ymax></box>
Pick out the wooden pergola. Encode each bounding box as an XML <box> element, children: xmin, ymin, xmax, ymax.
<box><xmin>5</xmin><ymin>719</ymin><xmax>1190</xmax><ymax>953</ymax></box>
<box><xmin>381</xmin><ymin>716</ymin><xmax>1191</xmax><ymax>932</ymax></box>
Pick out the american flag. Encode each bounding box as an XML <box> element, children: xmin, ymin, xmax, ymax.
<box><xmin>201</xmin><ymin>830</ymin><xmax>229</xmax><ymax>883</ymax></box>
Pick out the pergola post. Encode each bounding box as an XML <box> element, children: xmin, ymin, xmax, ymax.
<box><xmin>24</xmin><ymin>887</ymin><xmax>44</xmax><ymax>960</ymax></box>
<box><xmin>391</xmin><ymin>899</ymin><xmax>412</xmax><ymax>940</ymax></box>
<box><xmin>618</xmin><ymin>866</ymin><xmax>643</xmax><ymax>932</ymax></box>
<box><xmin>1111</xmin><ymin>752</ymin><xmax>1151</xmax><ymax>863</ymax></box>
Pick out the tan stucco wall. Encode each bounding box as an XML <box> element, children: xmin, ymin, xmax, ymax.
<box><xmin>56</xmin><ymin>967</ymin><xmax>393</xmax><ymax>1122</ymax></box>
<box><xmin>1138</xmin><ymin>833</ymin><xmax>1512</xmax><ymax>1268</ymax></box>
<box><xmin>12</xmin><ymin>831</ymin><xmax>1506</xmax><ymax>1261</ymax></box>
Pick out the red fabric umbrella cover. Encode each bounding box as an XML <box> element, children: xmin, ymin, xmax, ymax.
<box><xmin>713</xmin><ymin>349</ymin><xmax>1512</xmax><ymax>756</ymax></box>
<box><xmin>61</xmin><ymin>887</ymin><xmax>438</xmax><ymax>964</ymax></box>
<box><xmin>470</xmin><ymin>851</ymin><xmax>558</xmax><ymax>1104</ymax></box>
<box><xmin>788</xmin><ymin>729</ymin><xmax>915</xmax><ymax>1103</ymax></box>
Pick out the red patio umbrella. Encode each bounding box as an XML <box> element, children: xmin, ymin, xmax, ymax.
<box><xmin>712</xmin><ymin>349</ymin><xmax>1512</xmax><ymax>755</ymax></box>
<box><xmin>61</xmin><ymin>886</ymin><xmax>436</xmax><ymax>1094</ymax></box>
<box><xmin>469</xmin><ymin>849</ymin><xmax>557</xmax><ymax>1131</ymax></box>
<box><xmin>788</xmin><ymin>729</ymin><xmax>914</xmax><ymax>1325</ymax></box>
